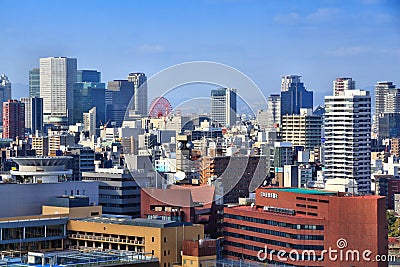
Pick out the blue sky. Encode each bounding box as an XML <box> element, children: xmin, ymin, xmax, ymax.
<box><xmin>1</xmin><ymin>0</ymin><xmax>399</xmax><ymax>105</ymax></box>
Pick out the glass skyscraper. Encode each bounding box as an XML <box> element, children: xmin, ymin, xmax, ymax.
<box><xmin>280</xmin><ymin>75</ymin><xmax>313</xmax><ymax>116</ymax></box>
<box><xmin>77</xmin><ymin>70</ymin><xmax>101</xmax><ymax>83</ymax></box>
<box><xmin>29</xmin><ymin>68</ymin><xmax>40</xmax><ymax>97</ymax></box>
<box><xmin>73</xmin><ymin>82</ymin><xmax>106</xmax><ymax>126</ymax></box>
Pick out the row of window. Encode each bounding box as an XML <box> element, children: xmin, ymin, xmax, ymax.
<box><xmin>99</xmin><ymin>194</ymin><xmax>139</xmax><ymax>199</ymax></box>
<box><xmin>224</xmin><ymin>223</ymin><xmax>324</xmax><ymax>241</ymax></box>
<box><xmin>224</xmin><ymin>214</ymin><xmax>324</xmax><ymax>230</ymax></box>
<box><xmin>99</xmin><ymin>186</ymin><xmax>139</xmax><ymax>190</ymax></box>
<box><xmin>225</xmin><ymin>232</ymin><xmax>324</xmax><ymax>251</ymax></box>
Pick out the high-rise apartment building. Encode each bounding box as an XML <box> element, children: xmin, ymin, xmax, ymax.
<box><xmin>333</xmin><ymin>77</ymin><xmax>355</xmax><ymax>96</ymax></box>
<box><xmin>21</xmin><ymin>97</ymin><xmax>43</xmax><ymax>134</ymax></box>
<box><xmin>40</xmin><ymin>57</ymin><xmax>77</xmax><ymax>125</ymax></box>
<box><xmin>280</xmin><ymin>75</ymin><xmax>313</xmax><ymax>116</ymax></box>
<box><xmin>3</xmin><ymin>100</ymin><xmax>25</xmax><ymax>140</ymax></box>
<box><xmin>257</xmin><ymin>94</ymin><xmax>281</xmax><ymax>130</ymax></box>
<box><xmin>0</xmin><ymin>74</ymin><xmax>12</xmax><ymax>125</ymax></box>
<box><xmin>324</xmin><ymin>89</ymin><xmax>371</xmax><ymax>194</ymax></box>
<box><xmin>29</xmin><ymin>68</ymin><xmax>40</xmax><ymax>97</ymax></box>
<box><xmin>210</xmin><ymin>88</ymin><xmax>237</xmax><ymax>127</ymax></box>
<box><xmin>127</xmin><ymin>72</ymin><xmax>147</xmax><ymax>116</ymax></box>
<box><xmin>106</xmin><ymin>80</ymin><xmax>134</xmax><ymax>127</ymax></box>
<box><xmin>77</xmin><ymin>69</ymin><xmax>101</xmax><ymax>83</ymax></box>
<box><xmin>281</xmin><ymin>108</ymin><xmax>322</xmax><ymax>150</ymax></box>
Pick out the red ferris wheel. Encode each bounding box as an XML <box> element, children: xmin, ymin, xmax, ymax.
<box><xmin>148</xmin><ymin>97</ymin><xmax>173</xmax><ymax>118</ymax></box>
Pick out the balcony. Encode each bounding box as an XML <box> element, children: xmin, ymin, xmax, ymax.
<box><xmin>68</xmin><ymin>234</ymin><xmax>145</xmax><ymax>245</ymax></box>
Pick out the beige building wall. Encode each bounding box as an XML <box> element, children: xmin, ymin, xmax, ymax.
<box><xmin>42</xmin><ymin>205</ymin><xmax>102</xmax><ymax>219</ymax></box>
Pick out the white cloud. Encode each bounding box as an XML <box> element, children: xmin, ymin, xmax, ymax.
<box><xmin>137</xmin><ymin>44</ymin><xmax>165</xmax><ymax>54</ymax></box>
<box><xmin>273</xmin><ymin>12</ymin><xmax>300</xmax><ymax>24</ymax></box>
<box><xmin>306</xmin><ymin>8</ymin><xmax>341</xmax><ymax>22</ymax></box>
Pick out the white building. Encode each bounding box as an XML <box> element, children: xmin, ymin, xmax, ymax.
<box><xmin>40</xmin><ymin>57</ymin><xmax>77</xmax><ymax>124</ymax></box>
<box><xmin>324</xmin><ymin>89</ymin><xmax>371</xmax><ymax>194</ymax></box>
<box><xmin>211</xmin><ymin>88</ymin><xmax>237</xmax><ymax>127</ymax></box>
<box><xmin>127</xmin><ymin>72</ymin><xmax>147</xmax><ymax>116</ymax></box>
<box><xmin>333</xmin><ymin>77</ymin><xmax>355</xmax><ymax>96</ymax></box>
<box><xmin>84</xmin><ymin>107</ymin><xmax>96</xmax><ymax>138</ymax></box>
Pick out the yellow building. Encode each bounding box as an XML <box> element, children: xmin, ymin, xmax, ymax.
<box><xmin>67</xmin><ymin>217</ymin><xmax>204</xmax><ymax>267</ymax></box>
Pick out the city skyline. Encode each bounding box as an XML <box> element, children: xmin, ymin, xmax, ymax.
<box><xmin>0</xmin><ymin>0</ymin><xmax>399</xmax><ymax>103</ymax></box>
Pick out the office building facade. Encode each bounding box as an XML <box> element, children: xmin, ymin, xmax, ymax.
<box><xmin>210</xmin><ymin>88</ymin><xmax>237</xmax><ymax>127</ymax></box>
<box><xmin>73</xmin><ymin>81</ymin><xmax>106</xmax><ymax>125</ymax></box>
<box><xmin>106</xmin><ymin>80</ymin><xmax>134</xmax><ymax>127</ymax></box>
<box><xmin>21</xmin><ymin>97</ymin><xmax>43</xmax><ymax>134</ymax></box>
<box><xmin>29</xmin><ymin>68</ymin><xmax>41</xmax><ymax>97</ymax></box>
<box><xmin>324</xmin><ymin>89</ymin><xmax>371</xmax><ymax>194</ymax></box>
<box><xmin>224</xmin><ymin>187</ymin><xmax>387</xmax><ymax>267</ymax></box>
<box><xmin>0</xmin><ymin>74</ymin><xmax>12</xmax><ymax>125</ymax></box>
<box><xmin>280</xmin><ymin>75</ymin><xmax>313</xmax><ymax>116</ymax></box>
<box><xmin>77</xmin><ymin>69</ymin><xmax>101</xmax><ymax>83</ymax></box>
<box><xmin>40</xmin><ymin>57</ymin><xmax>77</xmax><ymax>125</ymax></box>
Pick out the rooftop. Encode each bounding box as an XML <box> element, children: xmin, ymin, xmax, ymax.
<box><xmin>10</xmin><ymin>157</ymin><xmax>72</xmax><ymax>166</ymax></box>
<box><xmin>77</xmin><ymin>217</ymin><xmax>193</xmax><ymax>228</ymax></box>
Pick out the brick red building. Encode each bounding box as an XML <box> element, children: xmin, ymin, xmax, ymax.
<box><xmin>224</xmin><ymin>187</ymin><xmax>387</xmax><ymax>267</ymax></box>
<box><xmin>3</xmin><ymin>100</ymin><xmax>25</xmax><ymax>140</ymax></box>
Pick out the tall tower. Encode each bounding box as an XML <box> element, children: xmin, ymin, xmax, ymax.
<box><xmin>324</xmin><ymin>89</ymin><xmax>371</xmax><ymax>194</ymax></box>
<box><xmin>127</xmin><ymin>73</ymin><xmax>147</xmax><ymax>116</ymax></box>
<box><xmin>333</xmin><ymin>77</ymin><xmax>355</xmax><ymax>96</ymax></box>
<box><xmin>210</xmin><ymin>88</ymin><xmax>237</xmax><ymax>127</ymax></box>
<box><xmin>21</xmin><ymin>97</ymin><xmax>43</xmax><ymax>134</ymax></box>
<box><xmin>40</xmin><ymin>57</ymin><xmax>77</xmax><ymax>125</ymax></box>
<box><xmin>83</xmin><ymin>107</ymin><xmax>96</xmax><ymax>138</ymax></box>
<box><xmin>3</xmin><ymin>100</ymin><xmax>25</xmax><ymax>140</ymax></box>
<box><xmin>0</xmin><ymin>74</ymin><xmax>12</xmax><ymax>125</ymax></box>
<box><xmin>106</xmin><ymin>80</ymin><xmax>134</xmax><ymax>127</ymax></box>
<box><xmin>280</xmin><ymin>75</ymin><xmax>313</xmax><ymax>116</ymax></box>
<box><xmin>29</xmin><ymin>68</ymin><xmax>40</xmax><ymax>97</ymax></box>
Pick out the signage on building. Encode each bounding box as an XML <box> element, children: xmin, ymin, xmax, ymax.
<box><xmin>260</xmin><ymin>191</ymin><xmax>278</xmax><ymax>199</ymax></box>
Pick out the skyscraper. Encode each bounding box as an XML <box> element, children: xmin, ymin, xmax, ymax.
<box><xmin>373</xmin><ymin>81</ymin><xmax>399</xmax><ymax>137</ymax></box>
<box><xmin>0</xmin><ymin>74</ymin><xmax>12</xmax><ymax>125</ymax></box>
<box><xmin>280</xmin><ymin>75</ymin><xmax>313</xmax><ymax>116</ymax></box>
<box><xmin>21</xmin><ymin>97</ymin><xmax>43</xmax><ymax>134</ymax></box>
<box><xmin>40</xmin><ymin>57</ymin><xmax>77</xmax><ymax>125</ymax></box>
<box><xmin>324</xmin><ymin>89</ymin><xmax>371</xmax><ymax>194</ymax></box>
<box><xmin>29</xmin><ymin>68</ymin><xmax>40</xmax><ymax>98</ymax></box>
<box><xmin>127</xmin><ymin>73</ymin><xmax>147</xmax><ymax>116</ymax></box>
<box><xmin>3</xmin><ymin>100</ymin><xmax>25</xmax><ymax>140</ymax></box>
<box><xmin>73</xmin><ymin>81</ymin><xmax>106</xmax><ymax>125</ymax></box>
<box><xmin>210</xmin><ymin>88</ymin><xmax>237</xmax><ymax>127</ymax></box>
<box><xmin>77</xmin><ymin>70</ymin><xmax>101</xmax><ymax>83</ymax></box>
<box><xmin>333</xmin><ymin>77</ymin><xmax>355</xmax><ymax>96</ymax></box>
<box><xmin>106</xmin><ymin>80</ymin><xmax>134</xmax><ymax>127</ymax></box>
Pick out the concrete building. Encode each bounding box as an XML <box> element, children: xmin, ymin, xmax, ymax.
<box><xmin>40</xmin><ymin>57</ymin><xmax>77</xmax><ymax>125</ymax></box>
<box><xmin>67</xmin><ymin>217</ymin><xmax>204</xmax><ymax>267</ymax></box>
<box><xmin>65</xmin><ymin>147</ymin><xmax>95</xmax><ymax>181</ymax></box>
<box><xmin>29</xmin><ymin>68</ymin><xmax>40</xmax><ymax>97</ymax></box>
<box><xmin>265</xmin><ymin>94</ymin><xmax>281</xmax><ymax>129</ymax></box>
<box><xmin>0</xmin><ymin>181</ymin><xmax>98</xmax><ymax>217</ymax></box>
<box><xmin>127</xmin><ymin>72</ymin><xmax>147</xmax><ymax>116</ymax></box>
<box><xmin>82</xmin><ymin>167</ymin><xmax>141</xmax><ymax>217</ymax></box>
<box><xmin>21</xmin><ymin>97</ymin><xmax>43</xmax><ymax>134</ymax></box>
<box><xmin>224</xmin><ymin>187</ymin><xmax>387</xmax><ymax>267</ymax></box>
<box><xmin>48</xmin><ymin>134</ymin><xmax>75</xmax><ymax>156</ymax></box>
<box><xmin>31</xmin><ymin>136</ymin><xmax>49</xmax><ymax>156</ymax></box>
<box><xmin>378</xmin><ymin>113</ymin><xmax>400</xmax><ymax>139</ymax></box>
<box><xmin>374</xmin><ymin>81</ymin><xmax>399</xmax><ymax>134</ymax></box>
<box><xmin>280</xmin><ymin>75</ymin><xmax>313</xmax><ymax>116</ymax></box>
<box><xmin>281</xmin><ymin>108</ymin><xmax>322</xmax><ymax>150</ymax></box>
<box><xmin>210</xmin><ymin>88</ymin><xmax>237</xmax><ymax>127</ymax></box>
<box><xmin>333</xmin><ymin>77</ymin><xmax>355</xmax><ymax>96</ymax></box>
<box><xmin>324</xmin><ymin>89</ymin><xmax>371</xmax><ymax>194</ymax></box>
<box><xmin>2</xmin><ymin>100</ymin><xmax>25</xmax><ymax>140</ymax></box>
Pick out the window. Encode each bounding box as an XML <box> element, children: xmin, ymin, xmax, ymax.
<box><xmin>152</xmin><ymin>237</ymin><xmax>154</xmax><ymax>242</ymax></box>
<box><xmin>164</xmin><ymin>250</ymin><xmax>166</xmax><ymax>256</ymax></box>
<box><xmin>164</xmin><ymin>237</ymin><xmax>167</xmax><ymax>243</ymax></box>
